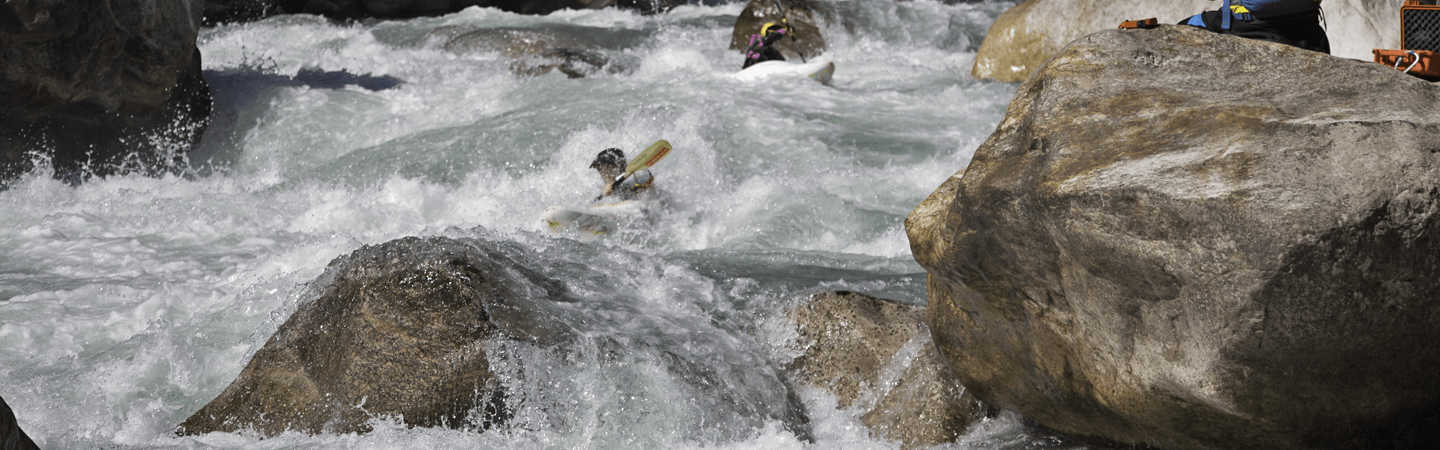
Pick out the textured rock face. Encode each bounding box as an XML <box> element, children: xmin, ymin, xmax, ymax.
<box><xmin>785</xmin><ymin>291</ymin><xmax>984</xmax><ymax>449</ymax></box>
<box><xmin>177</xmin><ymin>236</ymin><xmax>574</xmax><ymax>437</ymax></box>
<box><xmin>1</xmin><ymin>0</ymin><xmax>210</xmax><ymax>186</ymax></box>
<box><xmin>909</xmin><ymin>25</ymin><xmax>1440</xmax><ymax>450</ymax></box>
<box><xmin>1</xmin><ymin>396</ymin><xmax>41</xmax><ymax>450</ymax></box>
<box><xmin>972</xmin><ymin>0</ymin><xmax>1398</xmax><ymax>82</ymax></box>
<box><xmin>729</xmin><ymin>0</ymin><xmax>829</xmax><ymax>63</ymax></box>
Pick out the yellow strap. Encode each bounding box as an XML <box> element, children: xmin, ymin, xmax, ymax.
<box><xmin>1229</xmin><ymin>5</ymin><xmax>1251</xmax><ymax>13</ymax></box>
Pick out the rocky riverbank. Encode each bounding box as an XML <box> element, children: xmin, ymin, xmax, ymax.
<box><xmin>910</xmin><ymin>23</ymin><xmax>1440</xmax><ymax>450</ymax></box>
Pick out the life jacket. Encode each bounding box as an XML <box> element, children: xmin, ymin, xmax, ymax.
<box><xmin>628</xmin><ymin>169</ymin><xmax>655</xmax><ymax>190</ymax></box>
<box><xmin>1218</xmin><ymin>0</ymin><xmax>1322</xmax><ymax>30</ymax></box>
<box><xmin>743</xmin><ymin>23</ymin><xmax>788</xmax><ymax>68</ymax></box>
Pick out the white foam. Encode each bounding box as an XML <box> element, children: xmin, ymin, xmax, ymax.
<box><xmin>1</xmin><ymin>2</ymin><xmax>1022</xmax><ymax>448</ymax></box>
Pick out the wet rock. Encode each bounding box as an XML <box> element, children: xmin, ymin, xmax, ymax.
<box><xmin>201</xmin><ymin>0</ymin><xmax>279</xmax><ymax>24</ymax></box>
<box><xmin>177</xmin><ymin>236</ymin><xmax>574</xmax><ymax>437</ymax></box>
<box><xmin>730</xmin><ymin>0</ymin><xmax>830</xmax><ymax>63</ymax></box>
<box><xmin>972</xmin><ymin>0</ymin><xmax>1398</xmax><ymax>82</ymax></box>
<box><xmin>1</xmin><ymin>0</ymin><xmax>210</xmax><ymax>187</ymax></box>
<box><xmin>785</xmin><ymin>291</ymin><xmax>985</xmax><ymax>449</ymax></box>
<box><xmin>909</xmin><ymin>25</ymin><xmax>1440</xmax><ymax>450</ymax></box>
<box><xmin>425</xmin><ymin>25</ymin><xmax>643</xmax><ymax>78</ymax></box>
<box><xmin>1</xmin><ymin>396</ymin><xmax>40</xmax><ymax>450</ymax></box>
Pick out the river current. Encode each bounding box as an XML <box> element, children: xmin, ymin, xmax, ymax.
<box><xmin>0</xmin><ymin>1</ymin><xmax>1088</xmax><ymax>448</ymax></box>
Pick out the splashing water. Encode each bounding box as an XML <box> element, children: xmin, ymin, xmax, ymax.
<box><xmin>0</xmin><ymin>1</ymin><xmax>1087</xmax><ymax>449</ymax></box>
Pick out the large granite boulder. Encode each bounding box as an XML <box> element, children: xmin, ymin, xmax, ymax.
<box><xmin>784</xmin><ymin>291</ymin><xmax>985</xmax><ymax>449</ymax></box>
<box><xmin>1</xmin><ymin>396</ymin><xmax>41</xmax><ymax>450</ymax></box>
<box><xmin>972</xmin><ymin>0</ymin><xmax>1400</xmax><ymax>82</ymax></box>
<box><xmin>908</xmin><ymin>25</ymin><xmax>1440</xmax><ymax>450</ymax></box>
<box><xmin>177</xmin><ymin>236</ymin><xmax>574</xmax><ymax>437</ymax></box>
<box><xmin>729</xmin><ymin>0</ymin><xmax>830</xmax><ymax>63</ymax></box>
<box><xmin>1</xmin><ymin>0</ymin><xmax>210</xmax><ymax>187</ymax></box>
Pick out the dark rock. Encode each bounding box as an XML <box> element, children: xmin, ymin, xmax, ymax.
<box><xmin>202</xmin><ymin>0</ymin><xmax>279</xmax><ymax>24</ymax></box>
<box><xmin>785</xmin><ymin>291</ymin><xmax>985</xmax><ymax>449</ymax></box>
<box><xmin>1</xmin><ymin>395</ymin><xmax>40</xmax><ymax>450</ymax></box>
<box><xmin>1</xmin><ymin>0</ymin><xmax>210</xmax><ymax>187</ymax></box>
<box><xmin>908</xmin><ymin>25</ymin><xmax>1440</xmax><ymax>450</ymax></box>
<box><xmin>730</xmin><ymin>0</ymin><xmax>830</xmax><ymax>63</ymax></box>
<box><xmin>176</xmin><ymin>236</ymin><xmax>574</xmax><ymax>437</ymax></box>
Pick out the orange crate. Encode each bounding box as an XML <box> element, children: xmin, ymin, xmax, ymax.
<box><xmin>1374</xmin><ymin>48</ymin><xmax>1440</xmax><ymax>77</ymax></box>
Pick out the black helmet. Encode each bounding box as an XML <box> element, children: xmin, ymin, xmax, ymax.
<box><xmin>590</xmin><ymin>148</ymin><xmax>626</xmax><ymax>169</ymax></box>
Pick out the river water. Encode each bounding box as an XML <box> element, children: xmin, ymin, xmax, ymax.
<box><xmin>0</xmin><ymin>1</ymin><xmax>1086</xmax><ymax>448</ymax></box>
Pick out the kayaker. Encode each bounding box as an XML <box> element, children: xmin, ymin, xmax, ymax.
<box><xmin>590</xmin><ymin>148</ymin><xmax>655</xmax><ymax>201</ymax></box>
<box><xmin>742</xmin><ymin>22</ymin><xmax>789</xmax><ymax>69</ymax></box>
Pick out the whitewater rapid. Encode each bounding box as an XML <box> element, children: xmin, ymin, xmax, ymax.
<box><xmin>0</xmin><ymin>1</ymin><xmax>1087</xmax><ymax>449</ymax></box>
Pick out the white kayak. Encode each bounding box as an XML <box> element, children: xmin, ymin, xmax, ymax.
<box><xmin>541</xmin><ymin>200</ymin><xmax>649</xmax><ymax>241</ymax></box>
<box><xmin>733</xmin><ymin>60</ymin><xmax>835</xmax><ymax>85</ymax></box>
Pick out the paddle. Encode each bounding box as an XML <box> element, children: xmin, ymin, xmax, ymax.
<box><xmin>597</xmin><ymin>139</ymin><xmax>672</xmax><ymax>200</ymax></box>
<box><xmin>773</xmin><ymin>0</ymin><xmax>806</xmax><ymax>63</ymax></box>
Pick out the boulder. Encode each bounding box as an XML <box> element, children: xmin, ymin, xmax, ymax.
<box><xmin>972</xmin><ymin>0</ymin><xmax>1400</xmax><ymax>82</ymax></box>
<box><xmin>177</xmin><ymin>236</ymin><xmax>574</xmax><ymax>437</ymax></box>
<box><xmin>1</xmin><ymin>396</ymin><xmax>41</xmax><ymax>450</ymax></box>
<box><xmin>730</xmin><ymin>0</ymin><xmax>830</xmax><ymax>63</ymax></box>
<box><xmin>909</xmin><ymin>25</ymin><xmax>1440</xmax><ymax>450</ymax></box>
<box><xmin>1</xmin><ymin>0</ymin><xmax>210</xmax><ymax>186</ymax></box>
<box><xmin>785</xmin><ymin>291</ymin><xmax>985</xmax><ymax>449</ymax></box>
<box><xmin>424</xmin><ymin>25</ymin><xmax>644</xmax><ymax>78</ymax></box>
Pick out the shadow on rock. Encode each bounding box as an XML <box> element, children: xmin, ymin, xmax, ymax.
<box><xmin>1</xmin><ymin>1</ymin><xmax>210</xmax><ymax>189</ymax></box>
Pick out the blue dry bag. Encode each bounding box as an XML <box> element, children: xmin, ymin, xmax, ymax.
<box><xmin>1221</xmin><ymin>0</ymin><xmax>1322</xmax><ymax>30</ymax></box>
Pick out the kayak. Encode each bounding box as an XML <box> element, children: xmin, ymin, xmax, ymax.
<box><xmin>541</xmin><ymin>200</ymin><xmax>648</xmax><ymax>241</ymax></box>
<box><xmin>734</xmin><ymin>60</ymin><xmax>835</xmax><ymax>85</ymax></box>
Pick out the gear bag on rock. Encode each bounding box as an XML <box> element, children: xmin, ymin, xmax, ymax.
<box><xmin>1180</xmin><ymin>0</ymin><xmax>1329</xmax><ymax>54</ymax></box>
<box><xmin>1374</xmin><ymin>0</ymin><xmax>1440</xmax><ymax>79</ymax></box>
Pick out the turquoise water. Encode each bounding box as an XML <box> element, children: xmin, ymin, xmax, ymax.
<box><xmin>0</xmin><ymin>1</ymin><xmax>1082</xmax><ymax>448</ymax></box>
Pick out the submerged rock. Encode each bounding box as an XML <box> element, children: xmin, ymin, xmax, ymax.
<box><xmin>730</xmin><ymin>0</ymin><xmax>830</xmax><ymax>64</ymax></box>
<box><xmin>971</xmin><ymin>0</ymin><xmax>1399</xmax><ymax>82</ymax></box>
<box><xmin>424</xmin><ymin>25</ymin><xmax>643</xmax><ymax>78</ymax></box>
<box><xmin>1</xmin><ymin>396</ymin><xmax>41</xmax><ymax>450</ymax></box>
<box><xmin>177</xmin><ymin>236</ymin><xmax>574</xmax><ymax>437</ymax></box>
<box><xmin>1</xmin><ymin>0</ymin><xmax>211</xmax><ymax>187</ymax></box>
<box><xmin>785</xmin><ymin>291</ymin><xmax>985</xmax><ymax>449</ymax></box>
<box><xmin>909</xmin><ymin>24</ymin><xmax>1440</xmax><ymax>450</ymax></box>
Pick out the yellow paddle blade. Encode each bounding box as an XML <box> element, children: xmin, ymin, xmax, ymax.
<box><xmin>625</xmin><ymin>139</ymin><xmax>672</xmax><ymax>174</ymax></box>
